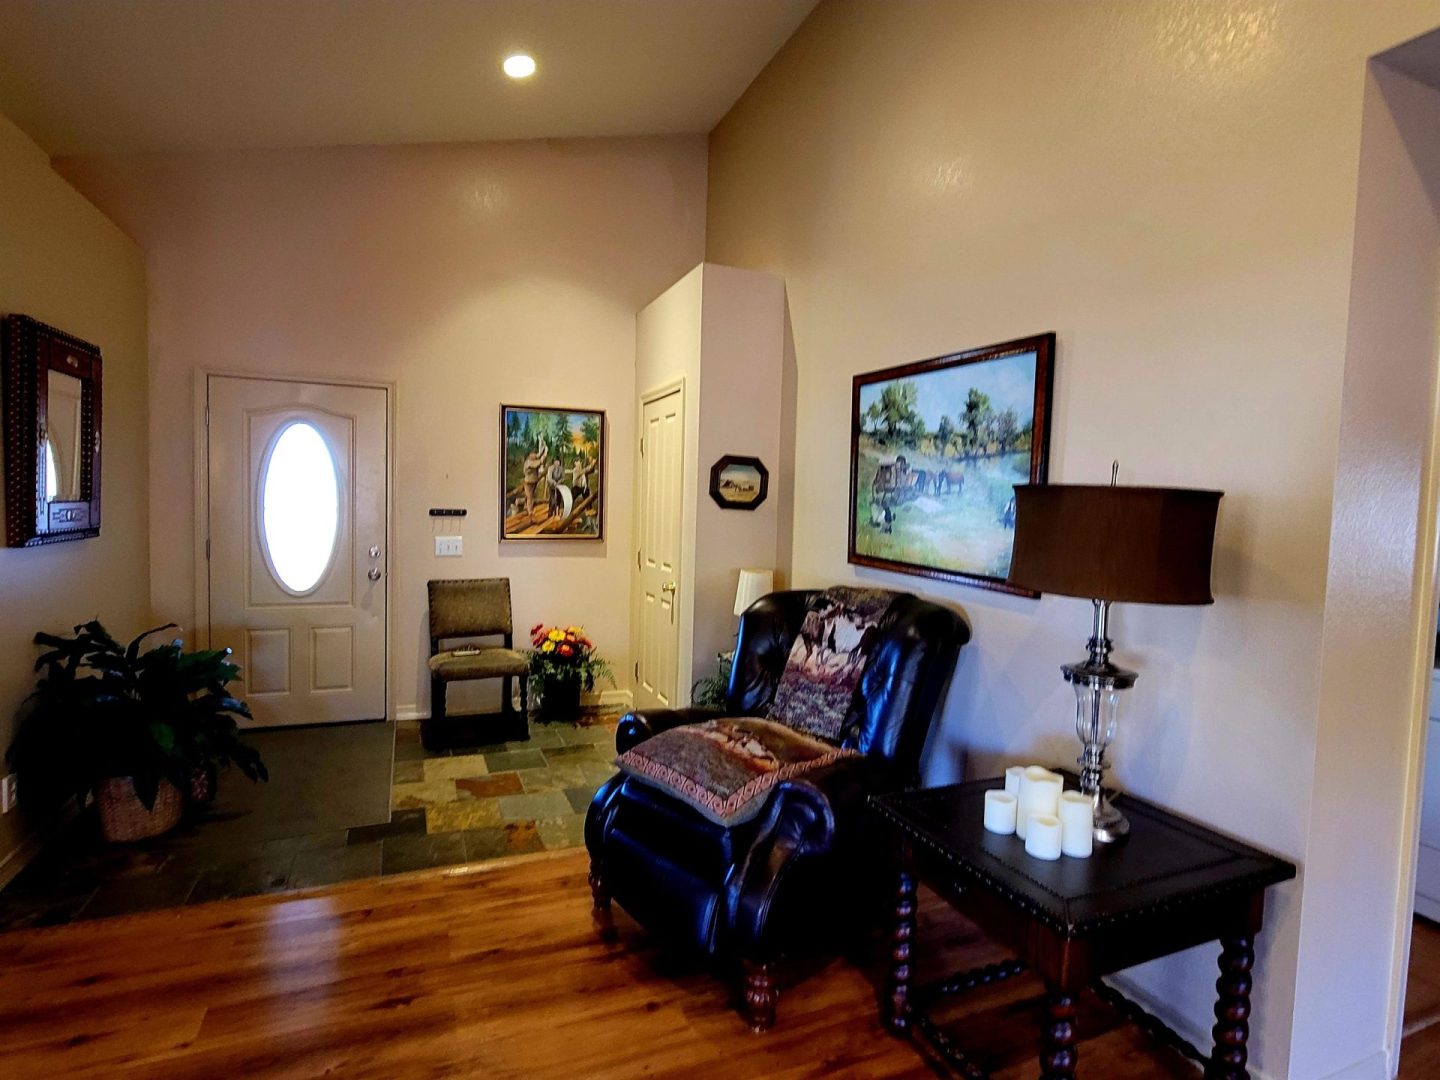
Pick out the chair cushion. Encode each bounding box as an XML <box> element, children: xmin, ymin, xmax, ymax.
<box><xmin>767</xmin><ymin>587</ymin><xmax>901</xmax><ymax>742</ymax></box>
<box><xmin>615</xmin><ymin>718</ymin><xmax>859</xmax><ymax>827</ymax></box>
<box><xmin>428</xmin><ymin>647</ymin><xmax>528</xmax><ymax>681</ymax></box>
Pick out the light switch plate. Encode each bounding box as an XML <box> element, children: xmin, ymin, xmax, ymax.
<box><xmin>435</xmin><ymin>535</ymin><xmax>463</xmax><ymax>557</ymax></box>
<box><xmin>1</xmin><ymin>773</ymin><xmax>16</xmax><ymax>814</ymax></box>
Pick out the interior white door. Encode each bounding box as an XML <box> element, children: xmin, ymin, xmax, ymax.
<box><xmin>207</xmin><ymin>376</ymin><xmax>388</xmax><ymax>726</ymax></box>
<box><xmin>634</xmin><ymin>388</ymin><xmax>684</xmax><ymax>709</ymax></box>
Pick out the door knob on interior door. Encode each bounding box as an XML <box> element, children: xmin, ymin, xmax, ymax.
<box><xmin>662</xmin><ymin>581</ymin><xmax>677</xmax><ymax>594</ymax></box>
<box><xmin>368</xmin><ymin>545</ymin><xmax>382</xmax><ymax>558</ymax></box>
<box><xmin>368</xmin><ymin>567</ymin><xmax>383</xmax><ymax>581</ymax></box>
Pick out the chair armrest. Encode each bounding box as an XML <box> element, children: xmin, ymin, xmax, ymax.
<box><xmin>729</xmin><ymin>755</ymin><xmax>907</xmax><ymax>955</ymax></box>
<box><xmin>615</xmin><ymin>706</ymin><xmax>726</xmax><ymax>753</ymax></box>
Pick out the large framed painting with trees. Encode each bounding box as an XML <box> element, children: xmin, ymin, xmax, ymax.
<box><xmin>501</xmin><ymin>405</ymin><xmax>604</xmax><ymax>540</ymax></box>
<box><xmin>848</xmin><ymin>333</ymin><xmax>1054</xmax><ymax>595</ymax></box>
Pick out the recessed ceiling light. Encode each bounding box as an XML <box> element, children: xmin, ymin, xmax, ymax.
<box><xmin>503</xmin><ymin>53</ymin><xmax>537</xmax><ymax>80</ymax></box>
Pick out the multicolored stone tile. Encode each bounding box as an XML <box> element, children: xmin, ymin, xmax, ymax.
<box><xmin>421</xmin><ymin>754</ymin><xmax>490</xmax><ymax>780</ymax></box>
<box><xmin>516</xmin><ymin>764</ymin><xmax>592</xmax><ymax>793</ymax></box>
<box><xmin>455</xmin><ymin>774</ymin><xmax>524</xmax><ymax>799</ymax></box>
<box><xmin>496</xmin><ymin>791</ymin><xmax>573</xmax><ymax>821</ymax></box>
<box><xmin>536</xmin><ymin>815</ymin><xmax>588</xmax><ymax>851</ymax></box>
<box><xmin>388</xmin><ymin>712</ymin><xmax>621</xmax><ymax>867</ymax></box>
<box><xmin>481</xmin><ymin>748</ymin><xmax>548</xmax><ymax>772</ymax></box>
<box><xmin>391</xmin><ymin>760</ymin><xmax>425</xmax><ymax>784</ymax></box>
<box><xmin>391</xmin><ymin>779</ymin><xmax>461</xmax><ymax>810</ymax></box>
<box><xmin>424</xmin><ymin>798</ymin><xmax>504</xmax><ymax>834</ymax></box>
<box><xmin>460</xmin><ymin>822</ymin><xmax>544</xmax><ymax>860</ymax></box>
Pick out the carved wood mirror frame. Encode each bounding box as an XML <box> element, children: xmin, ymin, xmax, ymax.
<box><xmin>3</xmin><ymin>315</ymin><xmax>103</xmax><ymax>546</ymax></box>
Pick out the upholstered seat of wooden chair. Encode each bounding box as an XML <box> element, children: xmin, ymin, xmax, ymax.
<box><xmin>425</xmin><ymin>578</ymin><xmax>528</xmax><ymax>749</ymax></box>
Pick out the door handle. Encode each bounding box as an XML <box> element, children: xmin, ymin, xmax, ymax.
<box><xmin>368</xmin><ymin>567</ymin><xmax>383</xmax><ymax>581</ymax></box>
<box><xmin>661</xmin><ymin>581</ymin><xmax>677</xmax><ymax>594</ymax></box>
<box><xmin>368</xmin><ymin>545</ymin><xmax>382</xmax><ymax>559</ymax></box>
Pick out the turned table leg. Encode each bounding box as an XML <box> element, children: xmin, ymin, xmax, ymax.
<box><xmin>1038</xmin><ymin>988</ymin><xmax>1078</xmax><ymax>1079</ymax></box>
<box><xmin>1207</xmin><ymin>935</ymin><xmax>1255</xmax><ymax>1080</ymax></box>
<box><xmin>742</xmin><ymin>959</ymin><xmax>779</xmax><ymax>1032</ymax></box>
<box><xmin>884</xmin><ymin>850</ymin><xmax>917</xmax><ymax>1034</ymax></box>
<box><xmin>588</xmin><ymin>860</ymin><xmax>617</xmax><ymax>943</ymax></box>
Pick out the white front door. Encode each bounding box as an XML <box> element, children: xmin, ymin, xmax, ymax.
<box><xmin>634</xmin><ymin>387</ymin><xmax>684</xmax><ymax>709</ymax></box>
<box><xmin>206</xmin><ymin>376</ymin><xmax>388</xmax><ymax>726</ymax></box>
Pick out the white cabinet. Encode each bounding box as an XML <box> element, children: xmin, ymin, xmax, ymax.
<box><xmin>1416</xmin><ymin>671</ymin><xmax>1440</xmax><ymax>922</ymax></box>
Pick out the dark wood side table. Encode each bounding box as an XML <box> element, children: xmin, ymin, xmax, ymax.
<box><xmin>869</xmin><ymin>778</ymin><xmax>1296</xmax><ymax>1080</ymax></box>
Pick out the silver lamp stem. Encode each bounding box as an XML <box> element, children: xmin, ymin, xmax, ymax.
<box><xmin>1062</xmin><ymin>597</ymin><xmax>1136</xmax><ymax>843</ymax></box>
<box><xmin>1078</xmin><ymin>599</ymin><xmax>1111</xmax><ymax>798</ymax></box>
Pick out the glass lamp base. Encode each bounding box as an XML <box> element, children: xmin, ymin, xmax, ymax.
<box><xmin>1092</xmin><ymin>792</ymin><xmax>1129</xmax><ymax>844</ymax></box>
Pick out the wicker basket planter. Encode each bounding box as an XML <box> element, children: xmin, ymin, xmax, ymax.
<box><xmin>97</xmin><ymin>777</ymin><xmax>183</xmax><ymax>843</ymax></box>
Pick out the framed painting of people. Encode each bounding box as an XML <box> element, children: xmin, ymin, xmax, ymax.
<box><xmin>848</xmin><ymin>333</ymin><xmax>1054</xmax><ymax>595</ymax></box>
<box><xmin>500</xmin><ymin>405</ymin><xmax>605</xmax><ymax>541</ymax></box>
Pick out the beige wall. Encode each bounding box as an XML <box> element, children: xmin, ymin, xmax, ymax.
<box><xmin>692</xmin><ymin>265</ymin><xmax>785</xmax><ymax>677</ymax></box>
<box><xmin>57</xmin><ymin>137</ymin><xmax>707</xmax><ymax>718</ymax></box>
<box><xmin>635</xmin><ymin>263</ymin><xmax>785</xmax><ymax>698</ymax></box>
<box><xmin>1299</xmin><ymin>62</ymin><xmax>1440</xmax><ymax>1078</ymax></box>
<box><xmin>0</xmin><ymin>113</ymin><xmax>149</xmax><ymax>872</ymax></box>
<box><xmin>705</xmin><ymin>2</ymin><xmax>1440</xmax><ymax>1076</ymax></box>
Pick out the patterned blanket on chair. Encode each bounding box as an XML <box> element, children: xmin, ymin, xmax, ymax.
<box><xmin>614</xmin><ymin>718</ymin><xmax>859</xmax><ymax>827</ymax></box>
<box><xmin>766</xmin><ymin>586</ymin><xmax>902</xmax><ymax>742</ymax></box>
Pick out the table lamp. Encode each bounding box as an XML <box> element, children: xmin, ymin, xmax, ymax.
<box><xmin>1006</xmin><ymin>482</ymin><xmax>1222</xmax><ymax>843</ymax></box>
<box><xmin>734</xmin><ymin>568</ymin><xmax>775</xmax><ymax>617</ymax></box>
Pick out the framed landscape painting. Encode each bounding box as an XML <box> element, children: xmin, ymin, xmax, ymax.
<box><xmin>848</xmin><ymin>333</ymin><xmax>1054</xmax><ymax>595</ymax></box>
<box><xmin>500</xmin><ymin>405</ymin><xmax>604</xmax><ymax>541</ymax></box>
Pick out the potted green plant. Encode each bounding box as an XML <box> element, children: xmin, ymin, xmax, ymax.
<box><xmin>690</xmin><ymin>650</ymin><xmax>734</xmax><ymax>709</ymax></box>
<box><xmin>526</xmin><ymin>623</ymin><xmax>614</xmax><ymax>723</ymax></box>
<box><xmin>6</xmin><ymin>621</ymin><xmax>267</xmax><ymax>843</ymax></box>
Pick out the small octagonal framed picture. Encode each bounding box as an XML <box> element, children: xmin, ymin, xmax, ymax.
<box><xmin>709</xmin><ymin>455</ymin><xmax>769</xmax><ymax>511</ymax></box>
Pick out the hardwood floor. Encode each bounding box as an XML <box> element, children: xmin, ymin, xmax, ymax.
<box><xmin>0</xmin><ymin>848</ymin><xmax>1203</xmax><ymax>1079</ymax></box>
<box><xmin>1401</xmin><ymin>916</ymin><xmax>1440</xmax><ymax>1079</ymax></box>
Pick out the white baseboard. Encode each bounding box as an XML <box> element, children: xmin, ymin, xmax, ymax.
<box><xmin>593</xmin><ymin>689</ymin><xmax>634</xmax><ymax>710</ymax></box>
<box><xmin>396</xmin><ymin>688</ymin><xmax>633</xmax><ymax>724</ymax></box>
<box><xmin>1321</xmin><ymin>1051</ymin><xmax>1391</xmax><ymax>1080</ymax></box>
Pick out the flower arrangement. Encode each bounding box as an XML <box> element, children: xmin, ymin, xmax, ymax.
<box><xmin>526</xmin><ymin>624</ymin><xmax>614</xmax><ymax>720</ymax></box>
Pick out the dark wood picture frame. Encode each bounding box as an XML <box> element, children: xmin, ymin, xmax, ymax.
<box><xmin>499</xmin><ymin>404</ymin><xmax>605</xmax><ymax>541</ymax></box>
<box><xmin>709</xmin><ymin>455</ymin><xmax>769</xmax><ymax>511</ymax></box>
<box><xmin>848</xmin><ymin>332</ymin><xmax>1054</xmax><ymax>596</ymax></box>
<box><xmin>3</xmin><ymin>315</ymin><xmax>103</xmax><ymax>547</ymax></box>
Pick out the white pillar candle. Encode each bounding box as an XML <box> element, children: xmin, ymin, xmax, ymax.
<box><xmin>984</xmin><ymin>790</ymin><xmax>1018</xmax><ymax>835</ymax></box>
<box><xmin>1059</xmin><ymin>790</ymin><xmax>1094</xmax><ymax>859</ymax></box>
<box><xmin>1004</xmin><ymin>765</ymin><xmax>1025</xmax><ymax>796</ymax></box>
<box><xmin>1016</xmin><ymin>766</ymin><xmax>1062</xmax><ymax>840</ymax></box>
<box><xmin>1025</xmin><ymin>814</ymin><xmax>1063</xmax><ymax>860</ymax></box>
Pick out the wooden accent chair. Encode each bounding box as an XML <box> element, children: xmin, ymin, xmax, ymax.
<box><xmin>425</xmin><ymin>578</ymin><xmax>529</xmax><ymax>749</ymax></box>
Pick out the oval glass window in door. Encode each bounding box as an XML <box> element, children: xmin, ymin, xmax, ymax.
<box><xmin>259</xmin><ymin>421</ymin><xmax>340</xmax><ymax>594</ymax></box>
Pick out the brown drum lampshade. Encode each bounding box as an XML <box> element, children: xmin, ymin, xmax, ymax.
<box><xmin>1006</xmin><ymin>485</ymin><xmax>1222</xmax><ymax>604</ymax></box>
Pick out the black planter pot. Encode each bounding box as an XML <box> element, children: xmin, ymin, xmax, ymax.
<box><xmin>537</xmin><ymin>677</ymin><xmax>582</xmax><ymax>723</ymax></box>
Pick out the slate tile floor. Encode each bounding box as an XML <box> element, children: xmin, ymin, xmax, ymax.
<box><xmin>0</xmin><ymin>712</ymin><xmax>619</xmax><ymax>933</ymax></box>
<box><xmin>390</xmin><ymin>713</ymin><xmax>618</xmax><ymax>860</ymax></box>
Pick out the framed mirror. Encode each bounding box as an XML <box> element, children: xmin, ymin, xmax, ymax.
<box><xmin>3</xmin><ymin>315</ymin><xmax>102</xmax><ymax>546</ymax></box>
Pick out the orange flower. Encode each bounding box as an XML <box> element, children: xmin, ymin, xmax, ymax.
<box><xmin>558</xmin><ymin>644</ymin><xmax>574</xmax><ymax>657</ymax></box>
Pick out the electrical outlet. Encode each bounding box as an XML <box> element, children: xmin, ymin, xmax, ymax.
<box><xmin>1</xmin><ymin>773</ymin><xmax>16</xmax><ymax>814</ymax></box>
<box><xmin>435</xmin><ymin>535</ymin><xmax>463</xmax><ymax>557</ymax></box>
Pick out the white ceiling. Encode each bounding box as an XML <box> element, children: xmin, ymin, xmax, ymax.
<box><xmin>0</xmin><ymin>0</ymin><xmax>818</xmax><ymax>155</ymax></box>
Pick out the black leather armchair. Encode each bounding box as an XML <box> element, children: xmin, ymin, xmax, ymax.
<box><xmin>585</xmin><ymin>589</ymin><xmax>969</xmax><ymax>1030</ymax></box>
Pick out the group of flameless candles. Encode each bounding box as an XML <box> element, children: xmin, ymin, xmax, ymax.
<box><xmin>983</xmin><ymin>765</ymin><xmax>1094</xmax><ymax>860</ymax></box>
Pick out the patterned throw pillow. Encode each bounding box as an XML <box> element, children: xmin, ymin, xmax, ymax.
<box><xmin>767</xmin><ymin>587</ymin><xmax>901</xmax><ymax>742</ymax></box>
<box><xmin>615</xmin><ymin>718</ymin><xmax>859</xmax><ymax>827</ymax></box>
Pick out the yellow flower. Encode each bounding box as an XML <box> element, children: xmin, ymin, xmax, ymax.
<box><xmin>541</xmin><ymin>641</ymin><xmax>555</xmax><ymax>653</ymax></box>
<box><xmin>548</xmin><ymin>629</ymin><xmax>564</xmax><ymax>642</ymax></box>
